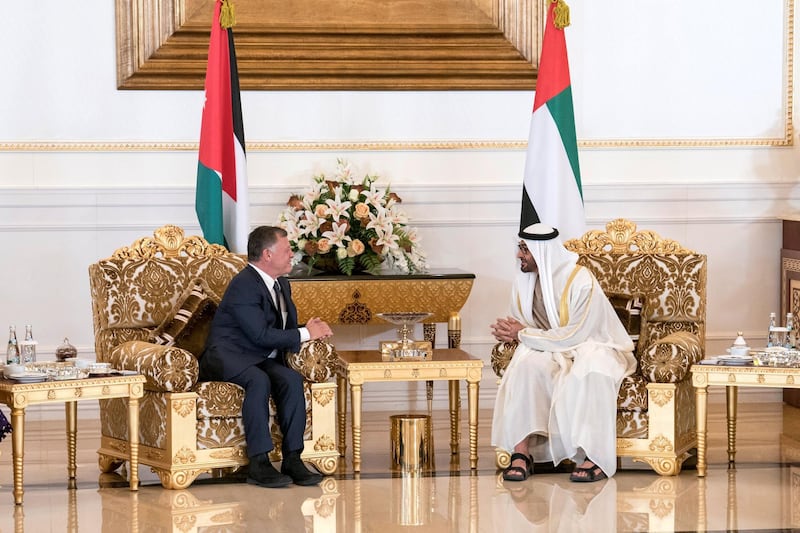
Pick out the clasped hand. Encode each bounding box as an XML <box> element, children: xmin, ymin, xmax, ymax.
<box><xmin>490</xmin><ymin>316</ymin><xmax>524</xmax><ymax>343</ymax></box>
<box><xmin>306</xmin><ymin>317</ymin><xmax>333</xmax><ymax>340</ymax></box>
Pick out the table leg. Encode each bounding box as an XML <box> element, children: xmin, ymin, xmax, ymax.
<box><xmin>11</xmin><ymin>407</ymin><xmax>25</xmax><ymax>505</ymax></box>
<box><xmin>351</xmin><ymin>383</ymin><xmax>362</xmax><ymax>473</ymax></box>
<box><xmin>66</xmin><ymin>401</ymin><xmax>77</xmax><ymax>488</ymax></box>
<box><xmin>128</xmin><ymin>395</ymin><xmax>140</xmax><ymax>490</ymax></box>
<box><xmin>695</xmin><ymin>383</ymin><xmax>708</xmax><ymax>477</ymax></box>
<box><xmin>423</xmin><ymin>323</ymin><xmax>436</xmax><ymax>416</ymax></box>
<box><xmin>448</xmin><ymin>380</ymin><xmax>460</xmax><ymax>454</ymax></box>
<box><xmin>467</xmin><ymin>379</ymin><xmax>479</xmax><ymax>469</ymax></box>
<box><xmin>726</xmin><ymin>385</ymin><xmax>738</xmax><ymax>465</ymax></box>
<box><xmin>426</xmin><ymin>381</ymin><xmax>434</xmax><ymax>416</ymax></box>
<box><xmin>337</xmin><ymin>373</ymin><xmax>347</xmax><ymax>457</ymax></box>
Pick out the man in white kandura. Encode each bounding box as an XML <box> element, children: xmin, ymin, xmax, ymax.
<box><xmin>491</xmin><ymin>223</ymin><xmax>636</xmax><ymax>482</ymax></box>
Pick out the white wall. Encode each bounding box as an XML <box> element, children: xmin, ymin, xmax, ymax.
<box><xmin>0</xmin><ymin>0</ymin><xmax>798</xmax><ymax>417</ymax></box>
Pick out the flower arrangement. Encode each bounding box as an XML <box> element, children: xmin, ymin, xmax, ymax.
<box><xmin>276</xmin><ymin>159</ymin><xmax>428</xmax><ymax>275</ymax></box>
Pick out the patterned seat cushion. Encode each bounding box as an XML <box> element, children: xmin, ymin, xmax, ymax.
<box><xmin>152</xmin><ymin>278</ymin><xmax>222</xmax><ymax>358</ymax></box>
<box><xmin>285</xmin><ymin>339</ymin><xmax>337</xmax><ymax>383</ymax></box>
<box><xmin>639</xmin><ymin>330</ymin><xmax>703</xmax><ymax>383</ymax></box>
<box><xmin>194</xmin><ymin>380</ymin><xmax>314</xmax><ymax>450</ymax></box>
<box><xmin>111</xmin><ymin>340</ymin><xmax>199</xmax><ymax>393</ymax></box>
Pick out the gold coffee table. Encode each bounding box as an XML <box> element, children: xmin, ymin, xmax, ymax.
<box><xmin>691</xmin><ymin>361</ymin><xmax>800</xmax><ymax>477</ymax></box>
<box><xmin>0</xmin><ymin>373</ymin><xmax>145</xmax><ymax>504</ymax></box>
<box><xmin>335</xmin><ymin>348</ymin><xmax>483</xmax><ymax>472</ymax></box>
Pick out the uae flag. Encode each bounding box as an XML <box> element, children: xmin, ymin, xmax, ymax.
<box><xmin>196</xmin><ymin>0</ymin><xmax>249</xmax><ymax>253</ymax></box>
<box><xmin>519</xmin><ymin>0</ymin><xmax>585</xmax><ymax>241</ymax></box>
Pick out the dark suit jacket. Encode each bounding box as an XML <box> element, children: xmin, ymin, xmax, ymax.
<box><xmin>200</xmin><ymin>265</ymin><xmax>301</xmax><ymax>381</ymax></box>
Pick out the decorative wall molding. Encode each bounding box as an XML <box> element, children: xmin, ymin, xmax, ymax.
<box><xmin>0</xmin><ymin>181</ymin><xmax>795</xmax><ymax>232</ymax></box>
<box><xmin>1</xmin><ymin>133</ymin><xmax>796</xmax><ymax>152</ymax></box>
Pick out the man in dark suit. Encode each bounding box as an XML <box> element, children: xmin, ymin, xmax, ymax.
<box><xmin>200</xmin><ymin>226</ymin><xmax>333</xmax><ymax>487</ymax></box>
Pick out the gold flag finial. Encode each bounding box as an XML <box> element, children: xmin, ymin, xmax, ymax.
<box><xmin>552</xmin><ymin>0</ymin><xmax>570</xmax><ymax>29</ymax></box>
<box><xmin>220</xmin><ymin>0</ymin><xmax>236</xmax><ymax>29</ymax></box>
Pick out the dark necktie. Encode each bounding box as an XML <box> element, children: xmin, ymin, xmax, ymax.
<box><xmin>273</xmin><ymin>281</ymin><xmax>285</xmax><ymax>329</ymax></box>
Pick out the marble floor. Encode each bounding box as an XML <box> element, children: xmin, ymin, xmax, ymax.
<box><xmin>0</xmin><ymin>402</ymin><xmax>799</xmax><ymax>532</ymax></box>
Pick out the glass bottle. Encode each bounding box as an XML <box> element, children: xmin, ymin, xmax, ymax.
<box><xmin>766</xmin><ymin>312</ymin><xmax>777</xmax><ymax>347</ymax></box>
<box><xmin>21</xmin><ymin>324</ymin><xmax>36</xmax><ymax>364</ymax></box>
<box><xmin>6</xmin><ymin>325</ymin><xmax>19</xmax><ymax>365</ymax></box>
<box><xmin>786</xmin><ymin>312</ymin><xmax>795</xmax><ymax>349</ymax></box>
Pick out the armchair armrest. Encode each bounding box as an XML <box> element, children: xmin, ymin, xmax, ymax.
<box><xmin>638</xmin><ymin>331</ymin><xmax>704</xmax><ymax>383</ymax></box>
<box><xmin>110</xmin><ymin>340</ymin><xmax>199</xmax><ymax>393</ymax></box>
<box><xmin>490</xmin><ymin>341</ymin><xmax>518</xmax><ymax>379</ymax></box>
<box><xmin>286</xmin><ymin>339</ymin><xmax>337</xmax><ymax>383</ymax></box>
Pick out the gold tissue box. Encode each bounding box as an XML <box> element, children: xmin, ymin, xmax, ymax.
<box><xmin>380</xmin><ymin>341</ymin><xmax>433</xmax><ymax>361</ymax></box>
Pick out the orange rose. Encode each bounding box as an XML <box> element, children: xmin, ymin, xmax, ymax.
<box><xmin>354</xmin><ymin>202</ymin><xmax>370</xmax><ymax>220</ymax></box>
<box><xmin>314</xmin><ymin>204</ymin><xmax>328</xmax><ymax>218</ymax></box>
<box><xmin>317</xmin><ymin>238</ymin><xmax>331</xmax><ymax>254</ymax></box>
<box><xmin>347</xmin><ymin>239</ymin><xmax>365</xmax><ymax>257</ymax></box>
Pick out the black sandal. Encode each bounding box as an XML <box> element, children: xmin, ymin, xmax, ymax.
<box><xmin>502</xmin><ymin>452</ymin><xmax>533</xmax><ymax>482</ymax></box>
<box><xmin>569</xmin><ymin>462</ymin><xmax>607</xmax><ymax>483</ymax></box>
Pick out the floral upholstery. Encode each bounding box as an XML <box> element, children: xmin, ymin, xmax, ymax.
<box><xmin>640</xmin><ymin>331</ymin><xmax>704</xmax><ymax>383</ymax></box>
<box><xmin>492</xmin><ymin>219</ymin><xmax>706</xmax><ymax>475</ymax></box>
<box><xmin>111</xmin><ymin>341</ymin><xmax>199</xmax><ymax>392</ymax></box>
<box><xmin>89</xmin><ymin>225</ymin><xmax>340</xmax><ymax>489</ymax></box>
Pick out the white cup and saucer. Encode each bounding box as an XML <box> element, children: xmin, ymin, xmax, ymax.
<box><xmin>718</xmin><ymin>332</ymin><xmax>752</xmax><ymax>364</ymax></box>
<box><xmin>726</xmin><ymin>345</ymin><xmax>750</xmax><ymax>357</ymax></box>
<box><xmin>3</xmin><ymin>364</ymin><xmax>26</xmax><ymax>378</ymax></box>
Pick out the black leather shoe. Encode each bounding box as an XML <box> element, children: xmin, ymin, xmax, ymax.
<box><xmin>246</xmin><ymin>453</ymin><xmax>292</xmax><ymax>488</ymax></box>
<box><xmin>281</xmin><ymin>451</ymin><xmax>323</xmax><ymax>486</ymax></box>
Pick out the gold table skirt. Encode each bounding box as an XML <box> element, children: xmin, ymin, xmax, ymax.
<box><xmin>288</xmin><ymin>270</ymin><xmax>475</xmax><ymax>326</ymax></box>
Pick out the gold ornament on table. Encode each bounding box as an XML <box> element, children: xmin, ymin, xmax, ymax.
<box><xmin>377</xmin><ymin>312</ymin><xmax>433</xmax><ymax>361</ymax></box>
<box><xmin>277</xmin><ymin>159</ymin><xmax>428</xmax><ymax>276</ymax></box>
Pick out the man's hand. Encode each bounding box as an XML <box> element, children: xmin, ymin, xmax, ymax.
<box><xmin>306</xmin><ymin>317</ymin><xmax>333</xmax><ymax>340</ymax></box>
<box><xmin>490</xmin><ymin>316</ymin><xmax>524</xmax><ymax>343</ymax></box>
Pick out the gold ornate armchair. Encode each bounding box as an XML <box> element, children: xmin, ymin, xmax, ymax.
<box><xmin>491</xmin><ymin>219</ymin><xmax>707</xmax><ymax>475</ymax></box>
<box><xmin>88</xmin><ymin>225</ymin><xmax>339</xmax><ymax>489</ymax></box>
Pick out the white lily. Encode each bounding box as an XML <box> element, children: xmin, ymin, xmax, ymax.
<box><xmin>326</xmin><ymin>187</ymin><xmax>352</xmax><ymax>220</ymax></box>
<box><xmin>375</xmin><ymin>227</ymin><xmax>400</xmax><ymax>251</ymax></box>
<box><xmin>299</xmin><ymin>213</ymin><xmax>327</xmax><ymax>237</ymax></box>
<box><xmin>302</xmin><ymin>184</ymin><xmax>323</xmax><ymax>210</ymax></box>
<box><xmin>387</xmin><ymin>204</ymin><xmax>408</xmax><ymax>225</ymax></box>
<box><xmin>362</xmin><ymin>183</ymin><xmax>385</xmax><ymax>208</ymax></box>
<box><xmin>322</xmin><ymin>221</ymin><xmax>353</xmax><ymax>248</ymax></box>
<box><xmin>366</xmin><ymin>206</ymin><xmax>393</xmax><ymax>234</ymax></box>
<box><xmin>335</xmin><ymin>159</ymin><xmax>354</xmax><ymax>184</ymax></box>
<box><xmin>282</xmin><ymin>219</ymin><xmax>302</xmax><ymax>242</ymax></box>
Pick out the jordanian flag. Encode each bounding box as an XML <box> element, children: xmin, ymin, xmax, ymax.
<box><xmin>519</xmin><ymin>0</ymin><xmax>585</xmax><ymax>241</ymax></box>
<box><xmin>196</xmin><ymin>0</ymin><xmax>249</xmax><ymax>253</ymax></box>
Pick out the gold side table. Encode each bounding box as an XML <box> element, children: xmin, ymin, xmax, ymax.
<box><xmin>0</xmin><ymin>373</ymin><xmax>145</xmax><ymax>504</ymax></box>
<box><xmin>335</xmin><ymin>348</ymin><xmax>483</xmax><ymax>472</ymax></box>
<box><xmin>691</xmin><ymin>362</ymin><xmax>800</xmax><ymax>477</ymax></box>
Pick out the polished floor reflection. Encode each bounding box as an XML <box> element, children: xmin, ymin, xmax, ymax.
<box><xmin>0</xmin><ymin>402</ymin><xmax>799</xmax><ymax>532</ymax></box>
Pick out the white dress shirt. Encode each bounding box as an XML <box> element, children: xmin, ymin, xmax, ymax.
<box><xmin>249</xmin><ymin>263</ymin><xmax>310</xmax><ymax>358</ymax></box>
